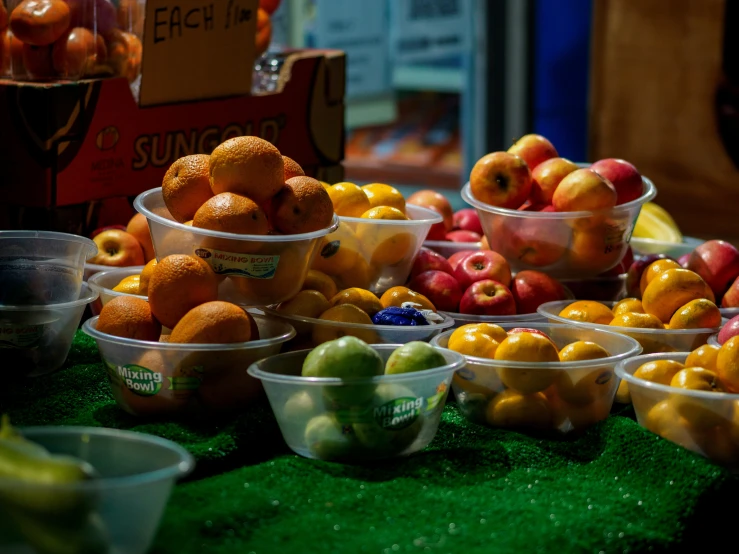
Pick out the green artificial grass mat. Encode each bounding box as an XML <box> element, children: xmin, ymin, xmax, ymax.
<box><xmin>2</xmin><ymin>331</ymin><xmax>738</xmax><ymax>554</ymax></box>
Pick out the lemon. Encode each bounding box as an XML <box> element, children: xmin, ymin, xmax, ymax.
<box><xmin>633</xmin><ymin>202</ymin><xmax>683</xmax><ymax>243</ymax></box>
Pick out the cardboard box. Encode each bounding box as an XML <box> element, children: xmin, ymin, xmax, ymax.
<box><xmin>0</xmin><ymin>49</ymin><xmax>346</xmax><ymax>235</ymax></box>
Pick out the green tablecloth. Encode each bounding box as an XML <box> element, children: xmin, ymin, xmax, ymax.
<box><xmin>3</xmin><ymin>332</ymin><xmax>738</xmax><ymax>554</ymax></box>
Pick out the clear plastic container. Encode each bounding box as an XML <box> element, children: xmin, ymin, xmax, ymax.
<box><xmin>431</xmin><ymin>323</ymin><xmax>642</xmax><ymax>434</ymax></box>
<box><xmin>247</xmin><ymin>344</ymin><xmax>465</xmax><ymax>463</ymax></box>
<box><xmin>422</xmin><ymin>239</ymin><xmax>482</xmax><ymax>259</ymax></box>
<box><xmin>314</xmin><ymin>205</ymin><xmax>441</xmax><ymax>294</ymax></box>
<box><xmin>630</xmin><ymin>236</ymin><xmax>703</xmax><ymax>258</ymax></box>
<box><xmin>440</xmin><ymin>310</ymin><xmax>546</xmax><ymax>328</ymax></box>
<box><xmin>0</xmin><ymin>230</ymin><xmax>97</xmax><ymax>304</ymax></box>
<box><xmin>84</xmin><ymin>262</ymin><xmax>114</xmax><ymax>281</ymax></box>
<box><xmin>616</xmin><ymin>353</ymin><xmax>739</xmax><ymax>467</ymax></box>
<box><xmin>1</xmin><ymin>282</ymin><xmax>98</xmax><ymax>377</ymax></box>
<box><xmin>262</xmin><ymin>307</ymin><xmax>455</xmax><ymax>352</ymax></box>
<box><xmin>82</xmin><ymin>313</ymin><xmax>296</xmax><ymax>416</ymax></box>
<box><xmin>5</xmin><ymin>0</ymin><xmax>144</xmax><ymax>82</ymax></box>
<box><xmin>134</xmin><ymin>188</ymin><xmax>340</xmax><ymax>307</ymax></box>
<box><xmin>537</xmin><ymin>300</ymin><xmax>724</xmax><ymax>355</ymax></box>
<box><xmin>559</xmin><ymin>275</ymin><xmax>627</xmax><ymax>302</ymax></box>
<box><xmin>708</xmin><ymin>334</ymin><xmax>720</xmax><ymax>347</ymax></box>
<box><xmin>0</xmin><ymin>426</ymin><xmax>193</xmax><ymax>554</ymax></box>
<box><xmin>721</xmin><ymin>307</ymin><xmax>739</xmax><ymax>320</ymax></box>
<box><xmin>461</xmin><ymin>176</ymin><xmax>657</xmax><ymax>279</ymax></box>
<box><xmin>87</xmin><ymin>265</ymin><xmax>145</xmax><ymax>316</ymax></box>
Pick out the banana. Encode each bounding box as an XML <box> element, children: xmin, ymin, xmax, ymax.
<box><xmin>633</xmin><ymin>202</ymin><xmax>683</xmax><ymax>243</ymax></box>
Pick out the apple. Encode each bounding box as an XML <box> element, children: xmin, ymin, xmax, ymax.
<box><xmin>678</xmin><ymin>254</ymin><xmax>691</xmax><ymax>268</ymax></box>
<box><xmin>625</xmin><ymin>253</ymin><xmax>674</xmax><ymax>298</ymax></box>
<box><xmin>469</xmin><ymin>152</ymin><xmax>532</xmax><ymax>209</ymax></box>
<box><xmin>454</xmin><ymin>250</ymin><xmax>512</xmax><ymax>289</ymax></box>
<box><xmin>521</xmin><ymin>203</ymin><xmax>555</xmax><ymax>212</ymax></box>
<box><xmin>686</xmin><ymin>240</ymin><xmax>739</xmax><ymax>298</ymax></box>
<box><xmin>410</xmin><ymin>247</ymin><xmax>454</xmax><ymax>280</ymax></box>
<box><xmin>448</xmin><ymin>250</ymin><xmax>479</xmax><ymax>271</ymax></box>
<box><xmin>408</xmin><ymin>270</ymin><xmax>463</xmax><ymax>312</ymax></box>
<box><xmin>89</xmin><ymin>229</ymin><xmax>145</xmax><ymax>267</ymax></box>
<box><xmin>718</xmin><ymin>315</ymin><xmax>739</xmax><ymax>344</ymax></box>
<box><xmin>530</xmin><ymin>157</ymin><xmax>579</xmax><ymax>205</ymax></box>
<box><xmin>459</xmin><ymin>279</ymin><xmax>516</xmax><ymax>316</ymax></box>
<box><xmin>552</xmin><ymin>168</ymin><xmax>617</xmax><ymax>212</ymax></box>
<box><xmin>511</xmin><ymin>270</ymin><xmax>568</xmax><ymax>314</ymax></box>
<box><xmin>446</xmin><ymin>230</ymin><xmax>482</xmax><ymax>243</ymax></box>
<box><xmin>496</xmin><ymin>217</ymin><xmax>568</xmax><ymax>267</ymax></box>
<box><xmin>90</xmin><ymin>225</ymin><xmax>126</xmax><ymax>239</ymax></box>
<box><xmin>423</xmin><ymin>205</ymin><xmax>449</xmax><ymax>241</ymax></box>
<box><xmin>507</xmin><ymin>134</ymin><xmax>558</xmax><ymax>171</ymax></box>
<box><xmin>407</xmin><ymin>190</ymin><xmax>454</xmax><ymax>231</ymax></box>
<box><xmin>590</xmin><ymin>158</ymin><xmax>643</xmax><ymax>205</ymax></box>
<box><xmin>721</xmin><ymin>275</ymin><xmax>739</xmax><ymax>308</ymax></box>
<box><xmin>452</xmin><ymin>209</ymin><xmax>483</xmax><ymax>234</ymax></box>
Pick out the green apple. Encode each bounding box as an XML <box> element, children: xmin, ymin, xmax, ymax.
<box><xmin>304</xmin><ymin>414</ymin><xmax>357</xmax><ymax>461</ymax></box>
<box><xmin>385</xmin><ymin>342</ymin><xmax>446</xmax><ymax>375</ymax></box>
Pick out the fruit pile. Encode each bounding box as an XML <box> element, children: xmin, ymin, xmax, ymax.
<box><xmin>88</xmin><ymin>212</ymin><xmax>154</xmax><ymax>268</ymax></box>
<box><xmin>406</xmin><ymin>189</ymin><xmax>485</xmax><ymax>245</ymax></box>
<box><xmin>447</xmin><ymin>325</ymin><xmax>615</xmax><ymax>433</ymax></box>
<box><xmin>1</xmin><ymin>0</ymin><xmax>143</xmax><ymax>81</ymax></box>
<box><xmin>408</xmin><ymin>246</ymin><xmax>569</xmax><ymax>315</ymax></box>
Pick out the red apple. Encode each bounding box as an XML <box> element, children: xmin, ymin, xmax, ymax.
<box><xmin>511</xmin><ymin>270</ymin><xmax>568</xmax><ymax>314</ymax></box>
<box><xmin>625</xmin><ymin>253</ymin><xmax>674</xmax><ymax>298</ymax></box>
<box><xmin>424</xmin><ymin>205</ymin><xmax>449</xmax><ymax>240</ymax></box>
<box><xmin>454</xmin><ymin>250</ymin><xmax>512</xmax><ymax>289</ymax></box>
<box><xmin>678</xmin><ymin>254</ymin><xmax>691</xmax><ymax>268</ymax></box>
<box><xmin>495</xmin><ymin>217</ymin><xmax>568</xmax><ymax>267</ymax></box>
<box><xmin>410</xmin><ymin>247</ymin><xmax>454</xmax><ymax>280</ymax></box>
<box><xmin>590</xmin><ymin>158</ymin><xmax>643</xmax><ymax>205</ymax></box>
<box><xmin>90</xmin><ymin>225</ymin><xmax>126</xmax><ymax>239</ymax></box>
<box><xmin>407</xmin><ymin>190</ymin><xmax>453</xmax><ymax>231</ymax></box>
<box><xmin>469</xmin><ymin>152</ymin><xmax>532</xmax><ymax>209</ymax></box>
<box><xmin>530</xmin><ymin>157</ymin><xmax>579</xmax><ymax>205</ymax></box>
<box><xmin>686</xmin><ymin>240</ymin><xmax>739</xmax><ymax>298</ymax></box>
<box><xmin>408</xmin><ymin>270</ymin><xmax>463</xmax><ymax>312</ymax></box>
<box><xmin>89</xmin><ymin>229</ymin><xmax>145</xmax><ymax>267</ymax></box>
<box><xmin>508</xmin><ymin>327</ymin><xmax>557</xmax><ymax>347</ymax></box>
<box><xmin>718</xmin><ymin>315</ymin><xmax>739</xmax><ymax>344</ymax></box>
<box><xmin>520</xmin><ymin>203</ymin><xmax>554</xmax><ymax>212</ymax></box>
<box><xmin>446</xmin><ymin>230</ymin><xmax>482</xmax><ymax>243</ymax></box>
<box><xmin>459</xmin><ymin>279</ymin><xmax>516</xmax><ymax>316</ymax></box>
<box><xmin>552</xmin><ymin>168</ymin><xmax>617</xmax><ymax>212</ymax></box>
<box><xmin>448</xmin><ymin>250</ymin><xmax>480</xmax><ymax>271</ymax></box>
<box><xmin>452</xmin><ymin>208</ymin><xmax>483</xmax><ymax>234</ymax></box>
<box><xmin>722</xmin><ymin>275</ymin><xmax>739</xmax><ymax>308</ymax></box>
<box><xmin>507</xmin><ymin>134</ymin><xmax>558</xmax><ymax>170</ymax></box>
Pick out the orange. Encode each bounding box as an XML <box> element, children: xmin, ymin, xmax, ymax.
<box><xmin>485</xmin><ymin>390</ymin><xmax>552</xmax><ymax>429</ymax></box>
<box><xmin>612</xmin><ymin>298</ymin><xmax>644</xmax><ymax>316</ymax></box>
<box><xmin>454</xmin><ymin>323</ymin><xmax>509</xmax><ymax>344</ymax></box>
<box><xmin>161</xmin><ymin>154</ymin><xmax>214</xmax><ymax>223</ymax></box>
<box><xmin>642</xmin><ymin>269</ymin><xmax>715</xmax><ymax>323</ymax></box>
<box><xmin>148</xmin><ymin>254</ymin><xmax>219</xmax><ymax>329</ymax></box>
<box><xmin>282</xmin><ymin>156</ymin><xmax>305</xmax><ymax>180</ymax></box>
<box><xmin>269</xmin><ymin>176</ymin><xmax>334</xmax><ymax>235</ymax></box>
<box><xmin>558</xmin><ymin>341</ymin><xmax>611</xmax><ymax>362</ymax></box>
<box><xmin>555</xmin><ymin>341</ymin><xmax>613</xmax><ymax>405</ymax></box>
<box><xmin>359</xmin><ymin>206</ymin><xmax>407</xmax><ymax>221</ymax></box>
<box><xmin>447</xmin><ymin>331</ymin><xmax>500</xmax><ymax>359</ymax></box>
<box><xmin>494</xmin><ymin>332</ymin><xmax>559</xmax><ymax>394</ymax></box>
<box><xmin>357</xmin><ymin>207</ymin><xmax>414</xmax><ymax>266</ymax></box>
<box><xmin>615</xmin><ymin>380</ymin><xmax>631</xmax><ymax>404</ymax></box>
<box><xmin>379</xmin><ymin>286</ymin><xmax>435</xmax><ymax>312</ymax></box>
<box><xmin>685</xmin><ymin>344</ymin><xmax>720</xmax><ymax>372</ymax></box>
<box><xmin>10</xmin><ymin>0</ymin><xmax>70</xmax><ymax>46</ymax></box>
<box><xmin>105</xmin><ymin>30</ymin><xmax>141</xmax><ymax>81</ymax></box>
<box><xmin>332</xmin><ymin>255</ymin><xmax>372</xmax><ymax>290</ymax></box>
<box><xmin>231</xmin><ymin>245</ymin><xmax>304</xmax><ymax>304</ymax></box>
<box><xmin>361</xmin><ymin>183</ymin><xmax>406</xmax><ymax>213</ymax></box>
<box><xmin>558</xmin><ymin>300</ymin><xmax>614</xmax><ymax>325</ymax></box>
<box><xmin>138</xmin><ymin>259</ymin><xmax>158</xmax><ymax>296</ymax></box>
<box><xmin>112</xmin><ymin>274</ymin><xmax>140</xmax><ymax>294</ymax></box>
<box><xmin>97</xmin><ymin>296</ymin><xmax>161</xmax><ymax>341</ymax></box>
<box><xmin>645</xmin><ymin>399</ymin><xmax>682</xmax><ymax>435</ymax></box>
<box><xmin>255</xmin><ymin>7</ymin><xmax>272</xmax><ymax>58</ymax></box>
<box><xmin>551</xmin><ymin>395</ymin><xmax>611</xmax><ymax>432</ymax></box>
<box><xmin>696</xmin><ymin>424</ymin><xmax>739</xmax><ymax>465</ymax></box>
<box><xmin>609</xmin><ymin>312</ymin><xmax>664</xmax><ymax>329</ymax></box>
<box><xmin>193</xmin><ymin>192</ymin><xmax>269</xmax><ymax>236</ymax></box>
<box><xmin>51</xmin><ymin>26</ymin><xmax>101</xmax><ymax>79</ymax></box>
<box><xmin>639</xmin><ymin>259</ymin><xmax>682</xmax><ymax>297</ymax></box>
<box><xmin>329</xmin><ymin>287</ymin><xmax>383</xmax><ymax>316</ymax></box>
<box><xmin>670</xmin><ymin>367</ymin><xmax>727</xmax><ymax>429</ymax></box>
<box><xmin>276</xmin><ymin>290</ymin><xmax>330</xmax><ymax>319</ymax></box>
<box><xmin>184</xmin><ymin>220</ymin><xmax>193</xmax><ymax>226</ymax></box>
<box><xmin>312</xmin><ymin>304</ymin><xmax>378</xmax><ymax>345</ymax></box>
<box><xmin>301</xmin><ymin>269</ymin><xmax>338</xmax><ymax>301</ymax></box>
<box><xmin>126</xmin><ymin>212</ymin><xmax>155</xmax><ymax>262</ymax></box>
<box><xmin>566</xmin><ymin>226</ymin><xmax>623</xmax><ymax>273</ymax></box>
<box><xmin>633</xmin><ymin>359</ymin><xmax>685</xmax><ymax>384</ymax></box>
<box><xmin>717</xmin><ymin>336</ymin><xmax>739</xmax><ymax>393</ymax></box>
<box><xmin>169</xmin><ymin>301</ymin><xmax>252</xmax><ymax>344</ymax></box>
<box><xmin>209</xmin><ymin>136</ymin><xmax>285</xmax><ymax>204</ymax></box>
<box><xmin>668</xmin><ymin>298</ymin><xmax>722</xmax><ymax>330</ymax></box>
<box><xmin>327</xmin><ymin>182</ymin><xmax>371</xmax><ymax>217</ymax></box>
<box><xmin>22</xmin><ymin>43</ymin><xmax>54</xmax><ymax>79</ymax></box>
<box><xmin>320</xmin><ymin>181</ymin><xmax>332</xmax><ymax>191</ymax></box>
<box><xmin>311</xmin><ymin>222</ymin><xmax>361</xmax><ymax>276</ymax></box>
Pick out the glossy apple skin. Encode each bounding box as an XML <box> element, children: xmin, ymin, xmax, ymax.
<box><xmin>530</xmin><ymin>157</ymin><xmax>578</xmax><ymax>205</ymax></box>
<box><xmin>686</xmin><ymin>240</ymin><xmax>739</xmax><ymax>298</ymax></box>
<box><xmin>408</xmin><ymin>270</ymin><xmax>463</xmax><ymax>312</ymax></box>
<box><xmin>410</xmin><ymin>247</ymin><xmax>454</xmax><ymax>280</ymax></box>
<box><xmin>448</xmin><ymin>250</ymin><xmax>479</xmax><ymax>271</ymax></box>
<box><xmin>552</xmin><ymin>168</ymin><xmax>617</xmax><ymax>212</ymax></box>
<box><xmin>89</xmin><ymin>229</ymin><xmax>144</xmax><ymax>267</ymax></box>
<box><xmin>718</xmin><ymin>315</ymin><xmax>739</xmax><ymax>344</ymax></box>
<box><xmin>407</xmin><ymin>190</ymin><xmax>453</xmax><ymax>231</ymax></box>
<box><xmin>722</xmin><ymin>275</ymin><xmax>739</xmax><ymax>308</ymax></box>
<box><xmin>590</xmin><ymin>158</ymin><xmax>643</xmax><ymax>205</ymax></box>
<box><xmin>507</xmin><ymin>134</ymin><xmax>558</xmax><ymax>171</ymax></box>
<box><xmin>511</xmin><ymin>270</ymin><xmax>568</xmax><ymax>314</ymax></box>
<box><xmin>446</xmin><ymin>230</ymin><xmax>482</xmax><ymax>243</ymax></box>
<box><xmin>508</xmin><ymin>327</ymin><xmax>557</xmax><ymax>347</ymax></box>
<box><xmin>469</xmin><ymin>152</ymin><xmax>532</xmax><ymax>209</ymax></box>
<box><xmin>459</xmin><ymin>279</ymin><xmax>516</xmax><ymax>316</ymax></box>
<box><xmin>452</xmin><ymin>208</ymin><xmax>483</xmax><ymax>235</ymax></box>
<box><xmin>453</xmin><ymin>250</ymin><xmax>512</xmax><ymax>290</ymax></box>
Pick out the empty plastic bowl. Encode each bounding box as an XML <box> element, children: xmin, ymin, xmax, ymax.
<box><xmin>422</xmin><ymin>240</ymin><xmax>482</xmax><ymax>259</ymax></box>
<box><xmin>1</xmin><ymin>282</ymin><xmax>98</xmax><ymax>377</ymax></box>
<box><xmin>616</xmin><ymin>353</ymin><xmax>739</xmax><ymax>467</ymax></box>
<box><xmin>441</xmin><ymin>311</ymin><xmax>546</xmax><ymax>328</ymax></box>
<box><xmin>461</xmin><ymin>175</ymin><xmax>656</xmax><ymax>279</ymax></box>
<box><xmin>88</xmin><ymin>266</ymin><xmax>146</xmax><ymax>316</ymax></box>
<box><xmin>134</xmin><ymin>188</ymin><xmax>339</xmax><ymax>306</ymax></box>
<box><xmin>537</xmin><ymin>300</ymin><xmax>723</xmax><ymax>354</ymax></box>
<box><xmin>262</xmin><ymin>307</ymin><xmax>455</xmax><ymax>351</ymax></box>
<box><xmin>431</xmin><ymin>323</ymin><xmax>642</xmax><ymax>434</ymax></box>
<box><xmin>247</xmin><ymin>344</ymin><xmax>464</xmax><ymax>462</ymax></box>
<box><xmin>82</xmin><ymin>314</ymin><xmax>296</xmax><ymax>416</ymax></box>
<box><xmin>0</xmin><ymin>426</ymin><xmax>193</xmax><ymax>554</ymax></box>
<box><xmin>0</xmin><ymin>231</ymin><xmax>97</xmax><ymax>304</ymax></box>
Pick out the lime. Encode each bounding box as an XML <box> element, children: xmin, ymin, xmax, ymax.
<box><xmin>304</xmin><ymin>414</ymin><xmax>357</xmax><ymax>461</ymax></box>
<box><xmin>385</xmin><ymin>342</ymin><xmax>446</xmax><ymax>375</ymax></box>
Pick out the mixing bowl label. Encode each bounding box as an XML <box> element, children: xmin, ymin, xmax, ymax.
<box><xmin>117</xmin><ymin>365</ymin><xmax>164</xmax><ymax>396</ymax></box>
<box><xmin>0</xmin><ymin>324</ymin><xmax>45</xmax><ymax>349</ymax></box>
<box><xmin>374</xmin><ymin>396</ymin><xmax>422</xmax><ymax>430</ymax></box>
<box><xmin>194</xmin><ymin>248</ymin><xmax>280</xmax><ymax>279</ymax></box>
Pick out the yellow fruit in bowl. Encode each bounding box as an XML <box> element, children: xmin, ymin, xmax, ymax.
<box><xmin>554</xmin><ymin>341</ymin><xmax>612</xmax><ymax>405</ymax></box>
<box><xmin>311</xmin><ymin>304</ymin><xmax>378</xmax><ymax>346</ymax></box>
<box><xmin>485</xmin><ymin>390</ymin><xmax>552</xmax><ymax>429</ymax></box>
<box><xmin>558</xmin><ymin>300</ymin><xmax>614</xmax><ymax>325</ymax></box>
<box><xmin>717</xmin><ymin>336</ymin><xmax>739</xmax><ymax>393</ymax></box>
<box><xmin>642</xmin><ymin>269</ymin><xmax>715</xmax><ymax>323</ymax></box>
<box><xmin>333</xmin><ymin>255</ymin><xmax>372</xmax><ymax>290</ymax></box>
<box><xmin>311</xmin><ymin>222</ymin><xmax>361</xmax><ymax>276</ymax></box>
<box><xmin>639</xmin><ymin>259</ymin><xmax>682</xmax><ymax>297</ymax></box>
<box><xmin>357</xmin><ymin>207</ymin><xmax>414</xmax><ymax>266</ymax></box>
<box><xmin>113</xmin><ymin>274</ymin><xmax>141</xmax><ymax>294</ymax></box>
<box><xmin>685</xmin><ymin>344</ymin><xmax>721</xmax><ymax>371</ymax></box>
<box><xmin>609</xmin><ymin>312</ymin><xmax>664</xmax><ymax>329</ymax></box>
<box><xmin>379</xmin><ymin>286</ymin><xmax>436</xmax><ymax>312</ymax></box>
<box><xmin>612</xmin><ymin>298</ymin><xmax>644</xmax><ymax>316</ymax></box>
<box><xmin>495</xmin><ymin>332</ymin><xmax>559</xmax><ymax>394</ymax></box>
<box><xmin>327</xmin><ymin>182</ymin><xmax>371</xmax><ymax>217</ymax></box>
<box><xmin>138</xmin><ymin>259</ymin><xmax>157</xmax><ymax>296</ymax></box>
<box><xmin>361</xmin><ymin>183</ymin><xmax>406</xmax><ymax>213</ymax></box>
<box><xmin>633</xmin><ymin>359</ymin><xmax>685</xmax><ymax>384</ymax></box>
<box><xmin>668</xmin><ymin>299</ymin><xmax>722</xmax><ymax>330</ymax></box>
<box><xmin>450</xmin><ymin>323</ymin><xmax>508</xmax><ymax>345</ymax></box>
<box><xmin>669</xmin><ymin>367</ymin><xmax>728</xmax><ymax>429</ymax></box>
<box><xmin>276</xmin><ymin>290</ymin><xmax>331</xmax><ymax>319</ymax></box>
<box><xmin>329</xmin><ymin>288</ymin><xmax>383</xmax><ymax>316</ymax></box>
<box><xmin>301</xmin><ymin>269</ymin><xmax>338</xmax><ymax>301</ymax></box>
<box><xmin>448</xmin><ymin>331</ymin><xmax>500</xmax><ymax>359</ymax></box>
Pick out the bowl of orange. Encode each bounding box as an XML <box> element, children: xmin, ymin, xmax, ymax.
<box><xmin>87</xmin><ymin>266</ymin><xmax>146</xmax><ymax>316</ymax></box>
<box><xmin>431</xmin><ymin>323</ymin><xmax>642</xmax><ymax>434</ymax></box>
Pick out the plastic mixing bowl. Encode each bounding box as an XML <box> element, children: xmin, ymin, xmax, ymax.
<box><xmin>84</xmin><ymin>262</ymin><xmax>116</xmax><ymax>281</ymax></box>
<box><xmin>461</xmin><ymin>175</ymin><xmax>656</xmax><ymax>279</ymax></box>
<box><xmin>440</xmin><ymin>311</ymin><xmax>546</xmax><ymax>328</ymax></box>
<box><xmin>422</xmin><ymin>240</ymin><xmax>482</xmax><ymax>259</ymax></box>
<box><xmin>0</xmin><ymin>231</ymin><xmax>97</xmax><ymax>304</ymax></box>
<box><xmin>431</xmin><ymin>323</ymin><xmax>642</xmax><ymax>434</ymax></box>
<box><xmin>0</xmin><ymin>426</ymin><xmax>193</xmax><ymax>554</ymax></box>
<box><xmin>82</xmin><ymin>314</ymin><xmax>296</xmax><ymax>416</ymax></box>
<box><xmin>134</xmin><ymin>188</ymin><xmax>339</xmax><ymax>306</ymax></box>
<box><xmin>247</xmin><ymin>344</ymin><xmax>464</xmax><ymax>462</ymax></box>
<box><xmin>88</xmin><ymin>266</ymin><xmax>146</xmax><ymax>316</ymax></box>
<box><xmin>616</xmin><ymin>353</ymin><xmax>739</xmax><ymax>467</ymax></box>
<box><xmin>630</xmin><ymin>236</ymin><xmax>703</xmax><ymax>258</ymax></box>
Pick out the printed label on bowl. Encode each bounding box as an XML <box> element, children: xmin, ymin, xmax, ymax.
<box><xmin>374</xmin><ymin>396</ymin><xmax>422</xmax><ymax>430</ymax></box>
<box><xmin>603</xmin><ymin>222</ymin><xmax>628</xmax><ymax>253</ymax></box>
<box><xmin>194</xmin><ymin>247</ymin><xmax>280</xmax><ymax>279</ymax></box>
<box><xmin>0</xmin><ymin>323</ymin><xmax>45</xmax><ymax>349</ymax></box>
<box><xmin>107</xmin><ymin>363</ymin><xmax>203</xmax><ymax>397</ymax></box>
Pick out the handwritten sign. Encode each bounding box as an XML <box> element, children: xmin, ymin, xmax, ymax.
<box><xmin>140</xmin><ymin>0</ymin><xmax>258</xmax><ymax>107</ymax></box>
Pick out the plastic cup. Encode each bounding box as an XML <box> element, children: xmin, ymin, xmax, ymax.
<box><xmin>422</xmin><ymin>240</ymin><xmax>482</xmax><ymax>259</ymax></box>
<box><xmin>247</xmin><ymin>344</ymin><xmax>464</xmax><ymax>462</ymax></box>
<box><xmin>431</xmin><ymin>323</ymin><xmax>642</xmax><ymax>434</ymax></box>
<box><xmin>82</xmin><ymin>314</ymin><xmax>296</xmax><ymax>417</ymax></box>
<box><xmin>134</xmin><ymin>188</ymin><xmax>339</xmax><ymax>306</ymax></box>
<box><xmin>87</xmin><ymin>266</ymin><xmax>146</xmax><ymax>316</ymax></box>
<box><xmin>461</xmin><ymin>175</ymin><xmax>657</xmax><ymax>279</ymax></box>
<box><xmin>0</xmin><ymin>426</ymin><xmax>193</xmax><ymax>554</ymax></box>
<box><xmin>0</xmin><ymin>231</ymin><xmax>97</xmax><ymax>304</ymax></box>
